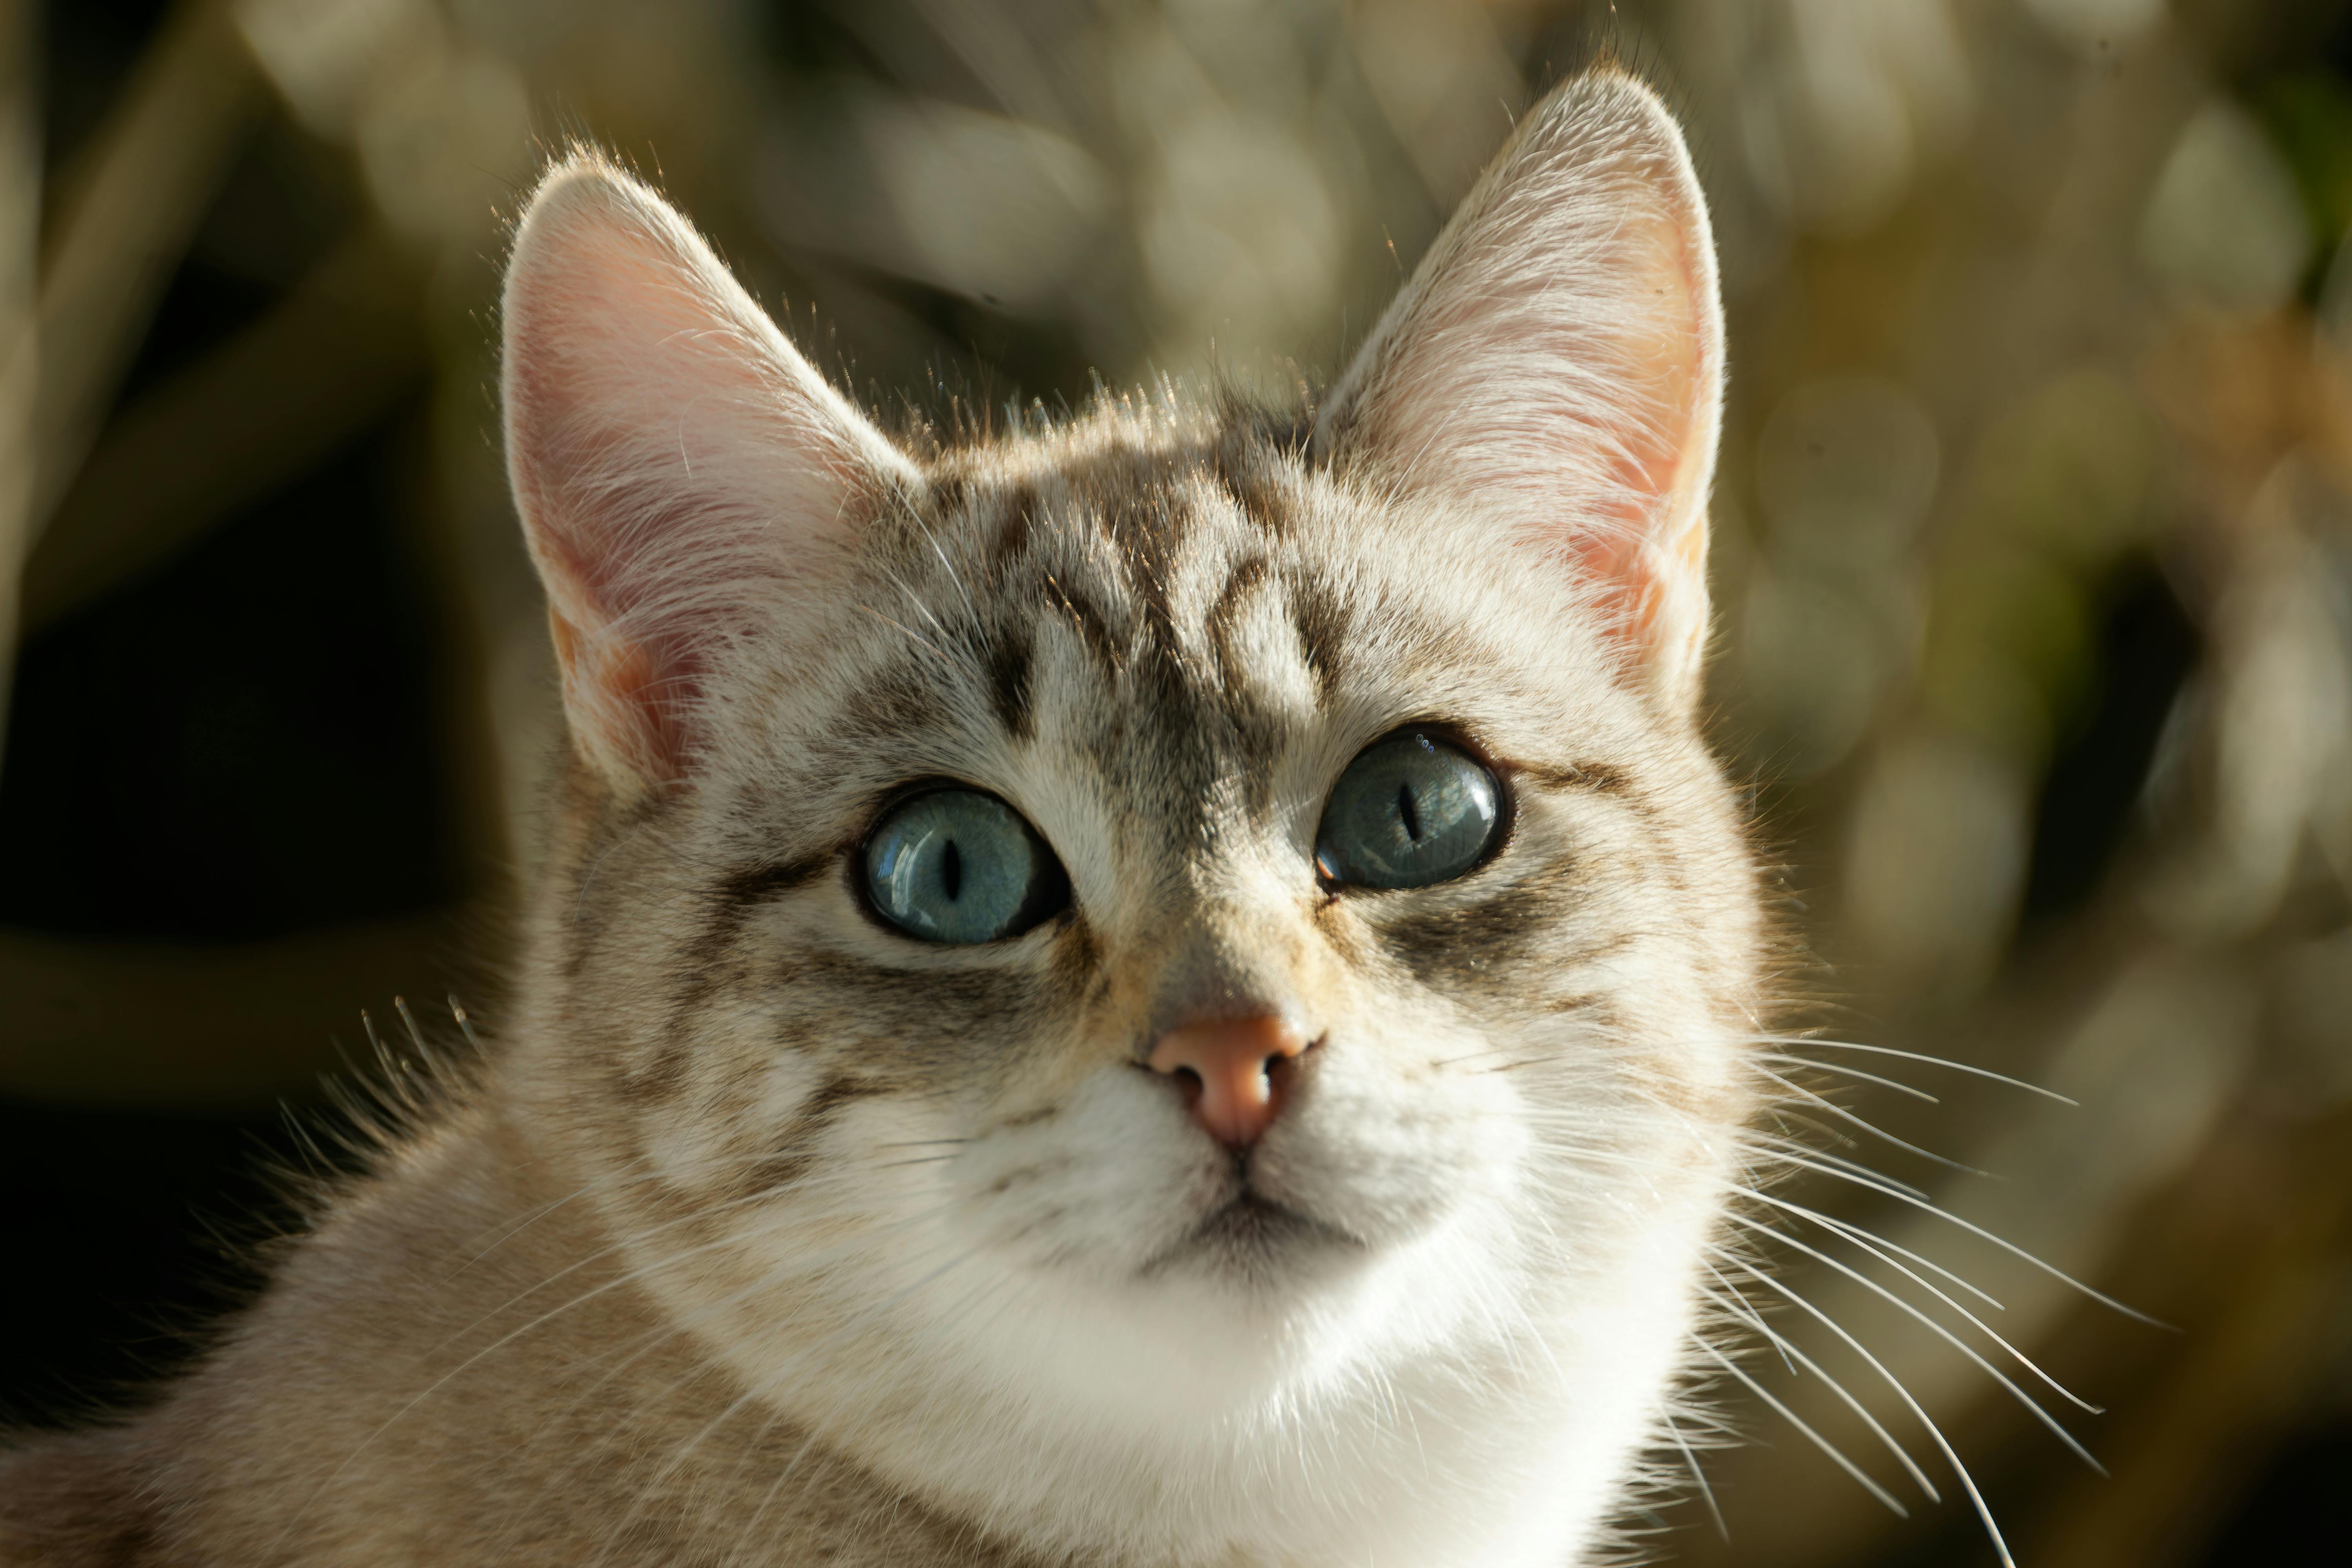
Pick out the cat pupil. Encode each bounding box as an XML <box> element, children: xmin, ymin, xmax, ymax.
<box><xmin>1315</xmin><ymin>731</ymin><xmax>1503</xmax><ymax>890</ymax></box>
<box><xmin>860</xmin><ymin>790</ymin><xmax>1068</xmax><ymax>944</ymax></box>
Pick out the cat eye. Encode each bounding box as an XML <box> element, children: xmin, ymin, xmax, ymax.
<box><xmin>1315</xmin><ymin>730</ymin><xmax>1504</xmax><ymax>891</ymax></box>
<box><xmin>861</xmin><ymin>789</ymin><xmax>1070</xmax><ymax>944</ymax></box>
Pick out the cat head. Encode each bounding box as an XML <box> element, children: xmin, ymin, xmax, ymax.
<box><xmin>499</xmin><ymin>68</ymin><xmax>1761</xmax><ymax>1558</ymax></box>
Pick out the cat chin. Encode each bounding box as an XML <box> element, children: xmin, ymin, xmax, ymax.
<box><xmin>720</xmin><ymin>1200</ymin><xmax>1667</xmax><ymax>1568</ymax></box>
<box><xmin>965</xmin><ymin>1192</ymin><xmax>1531</xmax><ymax>1418</ymax></box>
<box><xmin>1134</xmin><ymin>1189</ymin><xmax>1370</xmax><ymax>1292</ymax></box>
<box><xmin>646</xmin><ymin>1086</ymin><xmax>1690</xmax><ymax>1564</ymax></box>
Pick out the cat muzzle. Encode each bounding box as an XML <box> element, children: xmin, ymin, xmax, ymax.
<box><xmin>1146</xmin><ymin>1014</ymin><xmax>1314</xmax><ymax>1148</ymax></box>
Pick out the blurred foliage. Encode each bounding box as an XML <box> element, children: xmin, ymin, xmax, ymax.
<box><xmin>3</xmin><ymin>0</ymin><xmax>2352</xmax><ymax>1563</ymax></box>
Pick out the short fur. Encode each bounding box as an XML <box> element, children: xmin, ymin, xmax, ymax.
<box><xmin>2</xmin><ymin>71</ymin><xmax>1766</xmax><ymax>1566</ymax></box>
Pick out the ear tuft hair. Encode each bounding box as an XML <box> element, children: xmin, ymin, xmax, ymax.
<box><xmin>502</xmin><ymin>149</ymin><xmax>918</xmax><ymax>795</ymax></box>
<box><xmin>1317</xmin><ymin>71</ymin><xmax>1724</xmax><ymax>713</ymax></box>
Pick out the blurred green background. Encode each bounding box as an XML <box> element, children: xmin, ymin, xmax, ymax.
<box><xmin>1</xmin><ymin>1</ymin><xmax>2348</xmax><ymax>1563</ymax></box>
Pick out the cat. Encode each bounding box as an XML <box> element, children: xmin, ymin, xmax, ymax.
<box><xmin>0</xmin><ymin>66</ymin><xmax>1765</xmax><ymax>1566</ymax></box>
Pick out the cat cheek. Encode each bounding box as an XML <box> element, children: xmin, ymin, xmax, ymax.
<box><xmin>967</xmin><ymin>1070</ymin><xmax>1222</xmax><ymax>1273</ymax></box>
<box><xmin>1265</xmin><ymin>1041</ymin><xmax>1522</xmax><ymax>1239</ymax></box>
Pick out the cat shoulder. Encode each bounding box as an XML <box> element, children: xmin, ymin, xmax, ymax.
<box><xmin>0</xmin><ymin>1431</ymin><xmax>172</xmax><ymax>1568</ymax></box>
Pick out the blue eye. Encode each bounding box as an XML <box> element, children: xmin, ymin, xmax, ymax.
<box><xmin>1315</xmin><ymin>731</ymin><xmax>1503</xmax><ymax>890</ymax></box>
<box><xmin>862</xmin><ymin>790</ymin><xmax>1068</xmax><ymax>943</ymax></box>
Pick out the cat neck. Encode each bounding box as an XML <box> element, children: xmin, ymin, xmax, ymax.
<box><xmin>20</xmin><ymin>1100</ymin><xmax>1008</xmax><ymax>1566</ymax></box>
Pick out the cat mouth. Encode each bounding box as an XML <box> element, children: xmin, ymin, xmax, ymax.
<box><xmin>1143</xmin><ymin>1191</ymin><xmax>1367</xmax><ymax>1283</ymax></box>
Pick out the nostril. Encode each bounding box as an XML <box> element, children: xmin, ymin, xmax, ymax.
<box><xmin>1145</xmin><ymin>1015</ymin><xmax>1314</xmax><ymax>1148</ymax></box>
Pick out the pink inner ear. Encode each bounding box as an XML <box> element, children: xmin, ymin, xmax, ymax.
<box><xmin>508</xmin><ymin>350</ymin><xmax>737</xmax><ymax>784</ymax></box>
<box><xmin>1319</xmin><ymin>75</ymin><xmax>1724</xmax><ymax>709</ymax></box>
<box><xmin>1563</xmin><ymin>205</ymin><xmax>1717</xmax><ymax>651</ymax></box>
<box><xmin>548</xmin><ymin>612</ymin><xmax>684</xmax><ymax>783</ymax></box>
<box><xmin>502</xmin><ymin>156</ymin><xmax>912</xmax><ymax>794</ymax></box>
<box><xmin>538</xmin><ymin>508</ymin><xmax>717</xmax><ymax>786</ymax></box>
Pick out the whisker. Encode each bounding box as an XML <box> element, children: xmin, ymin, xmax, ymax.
<box><xmin>1690</xmin><ymin>1335</ymin><xmax>1909</xmax><ymax>1518</ymax></box>
<box><xmin>1755</xmin><ymin>1052</ymin><xmax>1940</xmax><ymax>1104</ymax></box>
<box><xmin>1732</xmin><ymin>1216</ymin><xmax>2107</xmax><ymax>1468</ymax></box>
<box><xmin>1717</xmin><ymin>1251</ymin><xmax>2018</xmax><ymax>1568</ymax></box>
<box><xmin>1763</xmin><ymin>1149</ymin><xmax>2163</xmax><ymax>1325</ymax></box>
<box><xmin>584</xmin><ymin>1384</ymin><xmax>769</xmax><ymax>1568</ymax></box>
<box><xmin>1743</xmin><ymin>1132</ymin><xmax>1933</xmax><ymax>1201</ymax></box>
<box><xmin>1699</xmin><ymin>1262</ymin><xmax>1795</xmax><ymax>1376</ymax></box>
<box><xmin>1700</xmin><ymin>1269</ymin><xmax>1942</xmax><ymax>1504</ymax></box>
<box><xmin>1751</xmin><ymin>1038</ymin><xmax>2076</xmax><ymax>1106</ymax></box>
<box><xmin>1765</xmin><ymin>1197</ymin><xmax>2007</xmax><ymax>1312</ymax></box>
<box><xmin>1661</xmin><ymin>1408</ymin><xmax>1728</xmax><ymax>1543</ymax></box>
<box><xmin>1750</xmin><ymin>1066</ymin><xmax>1989</xmax><ymax>1176</ymax></box>
<box><xmin>1727</xmin><ymin>1208</ymin><xmax>2098</xmax><ymax>1416</ymax></box>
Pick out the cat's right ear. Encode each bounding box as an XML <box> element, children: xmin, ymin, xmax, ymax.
<box><xmin>1314</xmin><ymin>71</ymin><xmax>1724</xmax><ymax>717</ymax></box>
<box><xmin>502</xmin><ymin>151</ymin><xmax>916</xmax><ymax>799</ymax></box>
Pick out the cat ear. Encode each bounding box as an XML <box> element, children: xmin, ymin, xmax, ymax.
<box><xmin>1315</xmin><ymin>71</ymin><xmax>1725</xmax><ymax>713</ymax></box>
<box><xmin>502</xmin><ymin>151</ymin><xmax>918</xmax><ymax>797</ymax></box>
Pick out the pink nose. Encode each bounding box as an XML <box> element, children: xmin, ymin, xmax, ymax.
<box><xmin>1147</xmin><ymin>1015</ymin><xmax>1310</xmax><ymax>1148</ymax></box>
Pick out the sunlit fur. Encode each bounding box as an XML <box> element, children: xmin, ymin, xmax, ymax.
<box><xmin>0</xmin><ymin>71</ymin><xmax>1773</xmax><ymax>1568</ymax></box>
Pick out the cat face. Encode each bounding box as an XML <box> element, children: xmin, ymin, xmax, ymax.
<box><xmin>501</xmin><ymin>71</ymin><xmax>1762</xmax><ymax>1560</ymax></box>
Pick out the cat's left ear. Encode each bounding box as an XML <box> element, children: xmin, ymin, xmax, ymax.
<box><xmin>503</xmin><ymin>151</ymin><xmax>918</xmax><ymax>798</ymax></box>
<box><xmin>1315</xmin><ymin>71</ymin><xmax>1724</xmax><ymax>714</ymax></box>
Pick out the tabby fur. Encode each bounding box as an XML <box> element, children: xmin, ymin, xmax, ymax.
<box><xmin>1</xmin><ymin>69</ymin><xmax>1764</xmax><ymax>1567</ymax></box>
